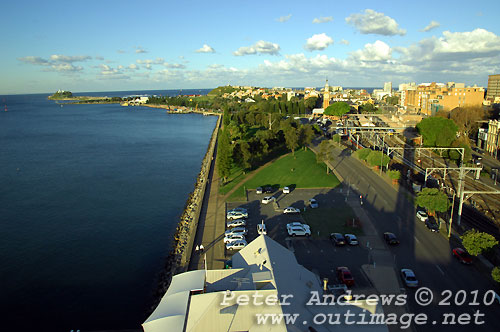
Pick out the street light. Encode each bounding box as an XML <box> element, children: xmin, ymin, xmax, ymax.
<box><xmin>446</xmin><ymin>187</ymin><xmax>456</xmax><ymax>238</ymax></box>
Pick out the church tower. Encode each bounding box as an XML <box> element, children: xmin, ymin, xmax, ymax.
<box><xmin>323</xmin><ymin>79</ymin><xmax>330</xmax><ymax>109</ymax></box>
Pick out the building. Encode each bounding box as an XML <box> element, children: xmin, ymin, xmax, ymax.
<box><xmin>486</xmin><ymin>74</ymin><xmax>500</xmax><ymax>102</ymax></box>
<box><xmin>403</xmin><ymin>82</ymin><xmax>484</xmax><ymax>116</ymax></box>
<box><xmin>486</xmin><ymin>120</ymin><xmax>500</xmax><ymax>159</ymax></box>
<box><xmin>323</xmin><ymin>79</ymin><xmax>330</xmax><ymax>109</ymax></box>
<box><xmin>143</xmin><ymin>235</ymin><xmax>388</xmax><ymax>332</ymax></box>
<box><xmin>383</xmin><ymin>82</ymin><xmax>392</xmax><ymax>94</ymax></box>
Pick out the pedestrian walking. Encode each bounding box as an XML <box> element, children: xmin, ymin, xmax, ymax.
<box><xmin>200</xmin><ymin>244</ymin><xmax>204</xmax><ymax>252</ymax></box>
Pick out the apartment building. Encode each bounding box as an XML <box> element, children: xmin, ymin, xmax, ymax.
<box><xmin>486</xmin><ymin>74</ymin><xmax>500</xmax><ymax>102</ymax></box>
<box><xmin>403</xmin><ymin>82</ymin><xmax>484</xmax><ymax>115</ymax></box>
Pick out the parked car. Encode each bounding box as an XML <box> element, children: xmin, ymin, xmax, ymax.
<box><xmin>227</xmin><ymin>219</ymin><xmax>247</xmax><ymax>227</ymax></box>
<box><xmin>257</xmin><ymin>223</ymin><xmax>267</xmax><ymax>235</ymax></box>
<box><xmin>344</xmin><ymin>234</ymin><xmax>358</xmax><ymax>245</ymax></box>
<box><xmin>452</xmin><ymin>248</ymin><xmax>473</xmax><ymax>264</ymax></box>
<box><xmin>400</xmin><ymin>269</ymin><xmax>418</xmax><ymax>288</ymax></box>
<box><xmin>337</xmin><ymin>267</ymin><xmax>355</xmax><ymax>287</ymax></box>
<box><xmin>226</xmin><ymin>239</ymin><xmax>247</xmax><ymax>250</ymax></box>
<box><xmin>261</xmin><ymin>196</ymin><xmax>276</xmax><ymax>205</ymax></box>
<box><xmin>330</xmin><ymin>233</ymin><xmax>346</xmax><ymax>246</ymax></box>
<box><xmin>223</xmin><ymin>234</ymin><xmax>245</xmax><ymax>244</ymax></box>
<box><xmin>425</xmin><ymin>219</ymin><xmax>439</xmax><ymax>232</ymax></box>
<box><xmin>283</xmin><ymin>207</ymin><xmax>301</xmax><ymax>214</ymax></box>
<box><xmin>256</xmin><ymin>187</ymin><xmax>263</xmax><ymax>194</ymax></box>
<box><xmin>225</xmin><ymin>227</ymin><xmax>247</xmax><ymax>236</ymax></box>
<box><xmin>283</xmin><ymin>186</ymin><xmax>290</xmax><ymax>194</ymax></box>
<box><xmin>286</xmin><ymin>223</ymin><xmax>311</xmax><ymax>236</ymax></box>
<box><xmin>416</xmin><ymin>210</ymin><xmax>428</xmax><ymax>222</ymax></box>
<box><xmin>263</xmin><ymin>186</ymin><xmax>274</xmax><ymax>193</ymax></box>
<box><xmin>287</xmin><ymin>222</ymin><xmax>311</xmax><ymax>232</ymax></box>
<box><xmin>228</xmin><ymin>207</ymin><xmax>247</xmax><ymax>214</ymax></box>
<box><xmin>226</xmin><ymin>211</ymin><xmax>248</xmax><ymax>220</ymax></box>
<box><xmin>383</xmin><ymin>232</ymin><xmax>400</xmax><ymax>245</ymax></box>
<box><xmin>308</xmin><ymin>198</ymin><xmax>319</xmax><ymax>209</ymax></box>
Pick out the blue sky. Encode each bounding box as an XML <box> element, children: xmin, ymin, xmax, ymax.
<box><xmin>1</xmin><ymin>0</ymin><xmax>500</xmax><ymax>94</ymax></box>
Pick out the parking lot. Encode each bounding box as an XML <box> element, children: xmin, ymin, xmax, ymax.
<box><xmin>225</xmin><ymin>187</ymin><xmax>375</xmax><ymax>292</ymax></box>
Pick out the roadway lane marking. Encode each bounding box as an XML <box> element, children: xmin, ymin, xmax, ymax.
<box><xmin>414</xmin><ymin>236</ymin><xmax>421</xmax><ymax>244</ymax></box>
<box><xmin>436</xmin><ymin>264</ymin><xmax>445</xmax><ymax>275</ymax></box>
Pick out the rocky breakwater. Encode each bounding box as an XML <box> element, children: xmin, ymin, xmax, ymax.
<box><xmin>147</xmin><ymin>114</ymin><xmax>221</xmax><ymax>315</ymax></box>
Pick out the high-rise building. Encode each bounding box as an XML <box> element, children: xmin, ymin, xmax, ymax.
<box><xmin>486</xmin><ymin>74</ymin><xmax>500</xmax><ymax>101</ymax></box>
<box><xmin>383</xmin><ymin>82</ymin><xmax>392</xmax><ymax>94</ymax></box>
<box><xmin>322</xmin><ymin>79</ymin><xmax>330</xmax><ymax>108</ymax></box>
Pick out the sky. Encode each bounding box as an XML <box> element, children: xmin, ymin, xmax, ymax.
<box><xmin>1</xmin><ymin>0</ymin><xmax>500</xmax><ymax>94</ymax></box>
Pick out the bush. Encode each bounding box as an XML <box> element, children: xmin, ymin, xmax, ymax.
<box><xmin>354</xmin><ymin>148</ymin><xmax>371</xmax><ymax>161</ymax></box>
<box><xmin>460</xmin><ymin>229</ymin><xmax>498</xmax><ymax>256</ymax></box>
<box><xmin>387</xmin><ymin>170</ymin><xmax>401</xmax><ymax>180</ymax></box>
<box><xmin>366</xmin><ymin>150</ymin><xmax>390</xmax><ymax>167</ymax></box>
<box><xmin>492</xmin><ymin>266</ymin><xmax>500</xmax><ymax>283</ymax></box>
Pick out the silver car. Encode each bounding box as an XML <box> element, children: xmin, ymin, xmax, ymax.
<box><xmin>227</xmin><ymin>219</ymin><xmax>247</xmax><ymax>228</ymax></box>
<box><xmin>224</xmin><ymin>233</ymin><xmax>245</xmax><ymax>244</ymax></box>
<box><xmin>225</xmin><ymin>227</ymin><xmax>247</xmax><ymax>236</ymax></box>
<box><xmin>401</xmin><ymin>269</ymin><xmax>419</xmax><ymax>288</ymax></box>
<box><xmin>226</xmin><ymin>239</ymin><xmax>247</xmax><ymax>250</ymax></box>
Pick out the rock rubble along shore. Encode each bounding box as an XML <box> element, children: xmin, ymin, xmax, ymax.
<box><xmin>148</xmin><ymin>115</ymin><xmax>221</xmax><ymax>314</ymax></box>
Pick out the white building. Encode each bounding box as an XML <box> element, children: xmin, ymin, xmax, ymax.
<box><xmin>383</xmin><ymin>82</ymin><xmax>392</xmax><ymax>94</ymax></box>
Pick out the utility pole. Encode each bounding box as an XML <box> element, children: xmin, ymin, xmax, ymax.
<box><xmin>380</xmin><ymin>134</ymin><xmax>385</xmax><ymax>175</ymax></box>
<box><xmin>447</xmin><ymin>188</ymin><xmax>456</xmax><ymax>238</ymax></box>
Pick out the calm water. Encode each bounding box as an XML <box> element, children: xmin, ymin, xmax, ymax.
<box><xmin>0</xmin><ymin>91</ymin><xmax>216</xmax><ymax>331</ymax></box>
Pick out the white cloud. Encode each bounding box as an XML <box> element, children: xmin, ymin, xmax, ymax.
<box><xmin>350</xmin><ymin>40</ymin><xmax>392</xmax><ymax>62</ymax></box>
<box><xmin>312</xmin><ymin>16</ymin><xmax>333</xmax><ymax>24</ymax></box>
<box><xmin>421</xmin><ymin>20</ymin><xmax>440</xmax><ymax>32</ymax></box>
<box><xmin>18</xmin><ymin>54</ymin><xmax>91</xmax><ymax>73</ymax></box>
<box><xmin>277</xmin><ymin>14</ymin><xmax>292</xmax><ymax>23</ymax></box>
<box><xmin>233</xmin><ymin>40</ymin><xmax>280</xmax><ymax>56</ymax></box>
<box><xmin>128</xmin><ymin>64</ymin><xmax>139</xmax><ymax>70</ymax></box>
<box><xmin>164</xmin><ymin>62</ymin><xmax>186</xmax><ymax>69</ymax></box>
<box><xmin>99</xmin><ymin>64</ymin><xmax>129</xmax><ymax>79</ymax></box>
<box><xmin>135</xmin><ymin>46</ymin><xmax>147</xmax><ymax>54</ymax></box>
<box><xmin>346</xmin><ymin>9</ymin><xmax>406</xmax><ymax>36</ymax></box>
<box><xmin>339</xmin><ymin>39</ymin><xmax>350</xmax><ymax>45</ymax></box>
<box><xmin>304</xmin><ymin>33</ymin><xmax>334</xmax><ymax>51</ymax></box>
<box><xmin>136</xmin><ymin>58</ymin><xmax>165</xmax><ymax>65</ymax></box>
<box><xmin>196</xmin><ymin>44</ymin><xmax>215</xmax><ymax>53</ymax></box>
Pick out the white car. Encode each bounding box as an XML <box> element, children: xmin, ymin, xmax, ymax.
<box><xmin>226</xmin><ymin>239</ymin><xmax>247</xmax><ymax>250</ymax></box>
<box><xmin>257</xmin><ymin>223</ymin><xmax>267</xmax><ymax>235</ymax></box>
<box><xmin>401</xmin><ymin>269</ymin><xmax>419</xmax><ymax>288</ymax></box>
<box><xmin>287</xmin><ymin>222</ymin><xmax>311</xmax><ymax>232</ymax></box>
<box><xmin>287</xmin><ymin>224</ymin><xmax>311</xmax><ymax>237</ymax></box>
<box><xmin>256</xmin><ymin>187</ymin><xmax>263</xmax><ymax>194</ymax></box>
<box><xmin>224</xmin><ymin>233</ymin><xmax>245</xmax><ymax>244</ymax></box>
<box><xmin>227</xmin><ymin>219</ymin><xmax>247</xmax><ymax>227</ymax></box>
<box><xmin>344</xmin><ymin>234</ymin><xmax>358</xmax><ymax>245</ymax></box>
<box><xmin>283</xmin><ymin>207</ymin><xmax>300</xmax><ymax>214</ymax></box>
<box><xmin>261</xmin><ymin>196</ymin><xmax>276</xmax><ymax>204</ymax></box>
<box><xmin>283</xmin><ymin>186</ymin><xmax>290</xmax><ymax>194</ymax></box>
<box><xmin>228</xmin><ymin>207</ymin><xmax>247</xmax><ymax>214</ymax></box>
<box><xmin>227</xmin><ymin>211</ymin><xmax>248</xmax><ymax>220</ymax></box>
<box><xmin>308</xmin><ymin>198</ymin><xmax>319</xmax><ymax>208</ymax></box>
<box><xmin>416</xmin><ymin>210</ymin><xmax>428</xmax><ymax>222</ymax></box>
<box><xmin>225</xmin><ymin>227</ymin><xmax>247</xmax><ymax>236</ymax></box>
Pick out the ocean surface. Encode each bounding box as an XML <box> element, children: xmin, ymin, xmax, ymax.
<box><xmin>0</xmin><ymin>90</ymin><xmax>216</xmax><ymax>331</ymax></box>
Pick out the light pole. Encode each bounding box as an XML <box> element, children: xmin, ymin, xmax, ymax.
<box><xmin>447</xmin><ymin>187</ymin><xmax>456</xmax><ymax>238</ymax></box>
<box><xmin>380</xmin><ymin>134</ymin><xmax>385</xmax><ymax>175</ymax></box>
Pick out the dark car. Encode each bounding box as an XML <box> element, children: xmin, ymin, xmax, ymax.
<box><xmin>337</xmin><ymin>267</ymin><xmax>355</xmax><ymax>287</ymax></box>
<box><xmin>263</xmin><ymin>186</ymin><xmax>274</xmax><ymax>193</ymax></box>
<box><xmin>383</xmin><ymin>232</ymin><xmax>400</xmax><ymax>245</ymax></box>
<box><xmin>452</xmin><ymin>248</ymin><xmax>473</xmax><ymax>264</ymax></box>
<box><xmin>330</xmin><ymin>233</ymin><xmax>346</xmax><ymax>246</ymax></box>
<box><xmin>425</xmin><ymin>219</ymin><xmax>439</xmax><ymax>232</ymax></box>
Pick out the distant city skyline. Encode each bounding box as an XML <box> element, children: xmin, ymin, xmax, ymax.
<box><xmin>1</xmin><ymin>0</ymin><xmax>500</xmax><ymax>94</ymax></box>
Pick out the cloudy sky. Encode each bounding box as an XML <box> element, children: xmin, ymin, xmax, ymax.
<box><xmin>2</xmin><ymin>0</ymin><xmax>500</xmax><ymax>94</ymax></box>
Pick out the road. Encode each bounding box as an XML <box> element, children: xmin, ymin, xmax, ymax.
<box><xmin>315</xmin><ymin>137</ymin><xmax>500</xmax><ymax>332</ymax></box>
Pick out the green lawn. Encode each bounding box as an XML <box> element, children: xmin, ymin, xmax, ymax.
<box><xmin>302</xmin><ymin>205</ymin><xmax>363</xmax><ymax>239</ymax></box>
<box><xmin>228</xmin><ymin>148</ymin><xmax>340</xmax><ymax>200</ymax></box>
<box><xmin>219</xmin><ymin>165</ymin><xmax>248</xmax><ymax>196</ymax></box>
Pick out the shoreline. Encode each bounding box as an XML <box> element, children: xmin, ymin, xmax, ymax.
<box><xmin>147</xmin><ymin>113</ymin><xmax>221</xmax><ymax>315</ymax></box>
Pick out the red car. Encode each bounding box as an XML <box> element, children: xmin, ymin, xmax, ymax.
<box><xmin>452</xmin><ymin>248</ymin><xmax>473</xmax><ymax>264</ymax></box>
<box><xmin>337</xmin><ymin>266</ymin><xmax>355</xmax><ymax>287</ymax></box>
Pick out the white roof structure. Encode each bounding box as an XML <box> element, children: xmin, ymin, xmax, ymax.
<box><xmin>143</xmin><ymin>235</ymin><xmax>388</xmax><ymax>332</ymax></box>
<box><xmin>312</xmin><ymin>108</ymin><xmax>324</xmax><ymax>115</ymax></box>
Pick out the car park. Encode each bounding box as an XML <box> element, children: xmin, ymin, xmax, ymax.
<box><xmin>283</xmin><ymin>186</ymin><xmax>290</xmax><ymax>194</ymax></box>
<box><xmin>401</xmin><ymin>269</ymin><xmax>418</xmax><ymax>288</ymax></box>
<box><xmin>223</xmin><ymin>234</ymin><xmax>245</xmax><ymax>244</ymax></box>
<box><xmin>452</xmin><ymin>248</ymin><xmax>473</xmax><ymax>264</ymax></box>
<box><xmin>225</xmin><ymin>227</ymin><xmax>247</xmax><ymax>236</ymax></box>
<box><xmin>286</xmin><ymin>223</ymin><xmax>311</xmax><ymax>236</ymax></box>
<box><xmin>416</xmin><ymin>210</ymin><xmax>428</xmax><ymax>222</ymax></box>
<box><xmin>227</xmin><ymin>211</ymin><xmax>248</xmax><ymax>220</ymax></box>
<box><xmin>330</xmin><ymin>233</ymin><xmax>346</xmax><ymax>246</ymax></box>
<box><xmin>308</xmin><ymin>198</ymin><xmax>319</xmax><ymax>208</ymax></box>
<box><xmin>256</xmin><ymin>187</ymin><xmax>263</xmax><ymax>194</ymax></box>
<box><xmin>283</xmin><ymin>207</ymin><xmax>300</xmax><ymax>214</ymax></box>
<box><xmin>337</xmin><ymin>267</ymin><xmax>354</xmax><ymax>287</ymax></box>
<box><xmin>261</xmin><ymin>196</ymin><xmax>276</xmax><ymax>204</ymax></box>
<box><xmin>344</xmin><ymin>234</ymin><xmax>358</xmax><ymax>245</ymax></box>
<box><xmin>226</xmin><ymin>219</ymin><xmax>247</xmax><ymax>228</ymax></box>
<box><xmin>383</xmin><ymin>232</ymin><xmax>400</xmax><ymax>245</ymax></box>
<box><xmin>425</xmin><ymin>219</ymin><xmax>439</xmax><ymax>232</ymax></box>
<box><xmin>257</xmin><ymin>223</ymin><xmax>267</xmax><ymax>235</ymax></box>
<box><xmin>226</xmin><ymin>239</ymin><xmax>247</xmax><ymax>250</ymax></box>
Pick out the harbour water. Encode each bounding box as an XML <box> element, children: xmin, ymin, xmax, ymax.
<box><xmin>0</xmin><ymin>91</ymin><xmax>217</xmax><ymax>331</ymax></box>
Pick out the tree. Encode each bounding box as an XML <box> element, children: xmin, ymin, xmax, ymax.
<box><xmin>387</xmin><ymin>169</ymin><xmax>401</xmax><ymax>180</ymax></box>
<box><xmin>415</xmin><ymin>188</ymin><xmax>451</xmax><ymax>214</ymax></box>
<box><xmin>239</xmin><ymin>141</ymin><xmax>252</xmax><ymax>170</ymax></box>
<box><xmin>332</xmin><ymin>133</ymin><xmax>341</xmax><ymax>146</ymax></box>
<box><xmin>324</xmin><ymin>102</ymin><xmax>350</xmax><ymax>117</ymax></box>
<box><xmin>416</xmin><ymin>117</ymin><xmax>458</xmax><ymax>147</ymax></box>
<box><xmin>460</xmin><ymin>229</ymin><xmax>498</xmax><ymax>256</ymax></box>
<box><xmin>299</xmin><ymin>125</ymin><xmax>315</xmax><ymax>149</ymax></box>
<box><xmin>366</xmin><ymin>150</ymin><xmax>390</xmax><ymax>168</ymax></box>
<box><xmin>317</xmin><ymin>140</ymin><xmax>332</xmax><ymax>173</ymax></box>
<box><xmin>216</xmin><ymin>129</ymin><xmax>232</xmax><ymax>182</ymax></box>
<box><xmin>492</xmin><ymin>266</ymin><xmax>500</xmax><ymax>283</ymax></box>
<box><xmin>386</xmin><ymin>96</ymin><xmax>399</xmax><ymax>105</ymax></box>
<box><xmin>223</xmin><ymin>107</ymin><xmax>230</xmax><ymax>127</ymax></box>
<box><xmin>359</xmin><ymin>103</ymin><xmax>377</xmax><ymax>113</ymax></box>
<box><xmin>450</xmin><ymin>106</ymin><xmax>486</xmax><ymax>139</ymax></box>
<box><xmin>354</xmin><ymin>148</ymin><xmax>371</xmax><ymax>161</ymax></box>
<box><xmin>284</xmin><ymin>126</ymin><xmax>299</xmax><ymax>155</ymax></box>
